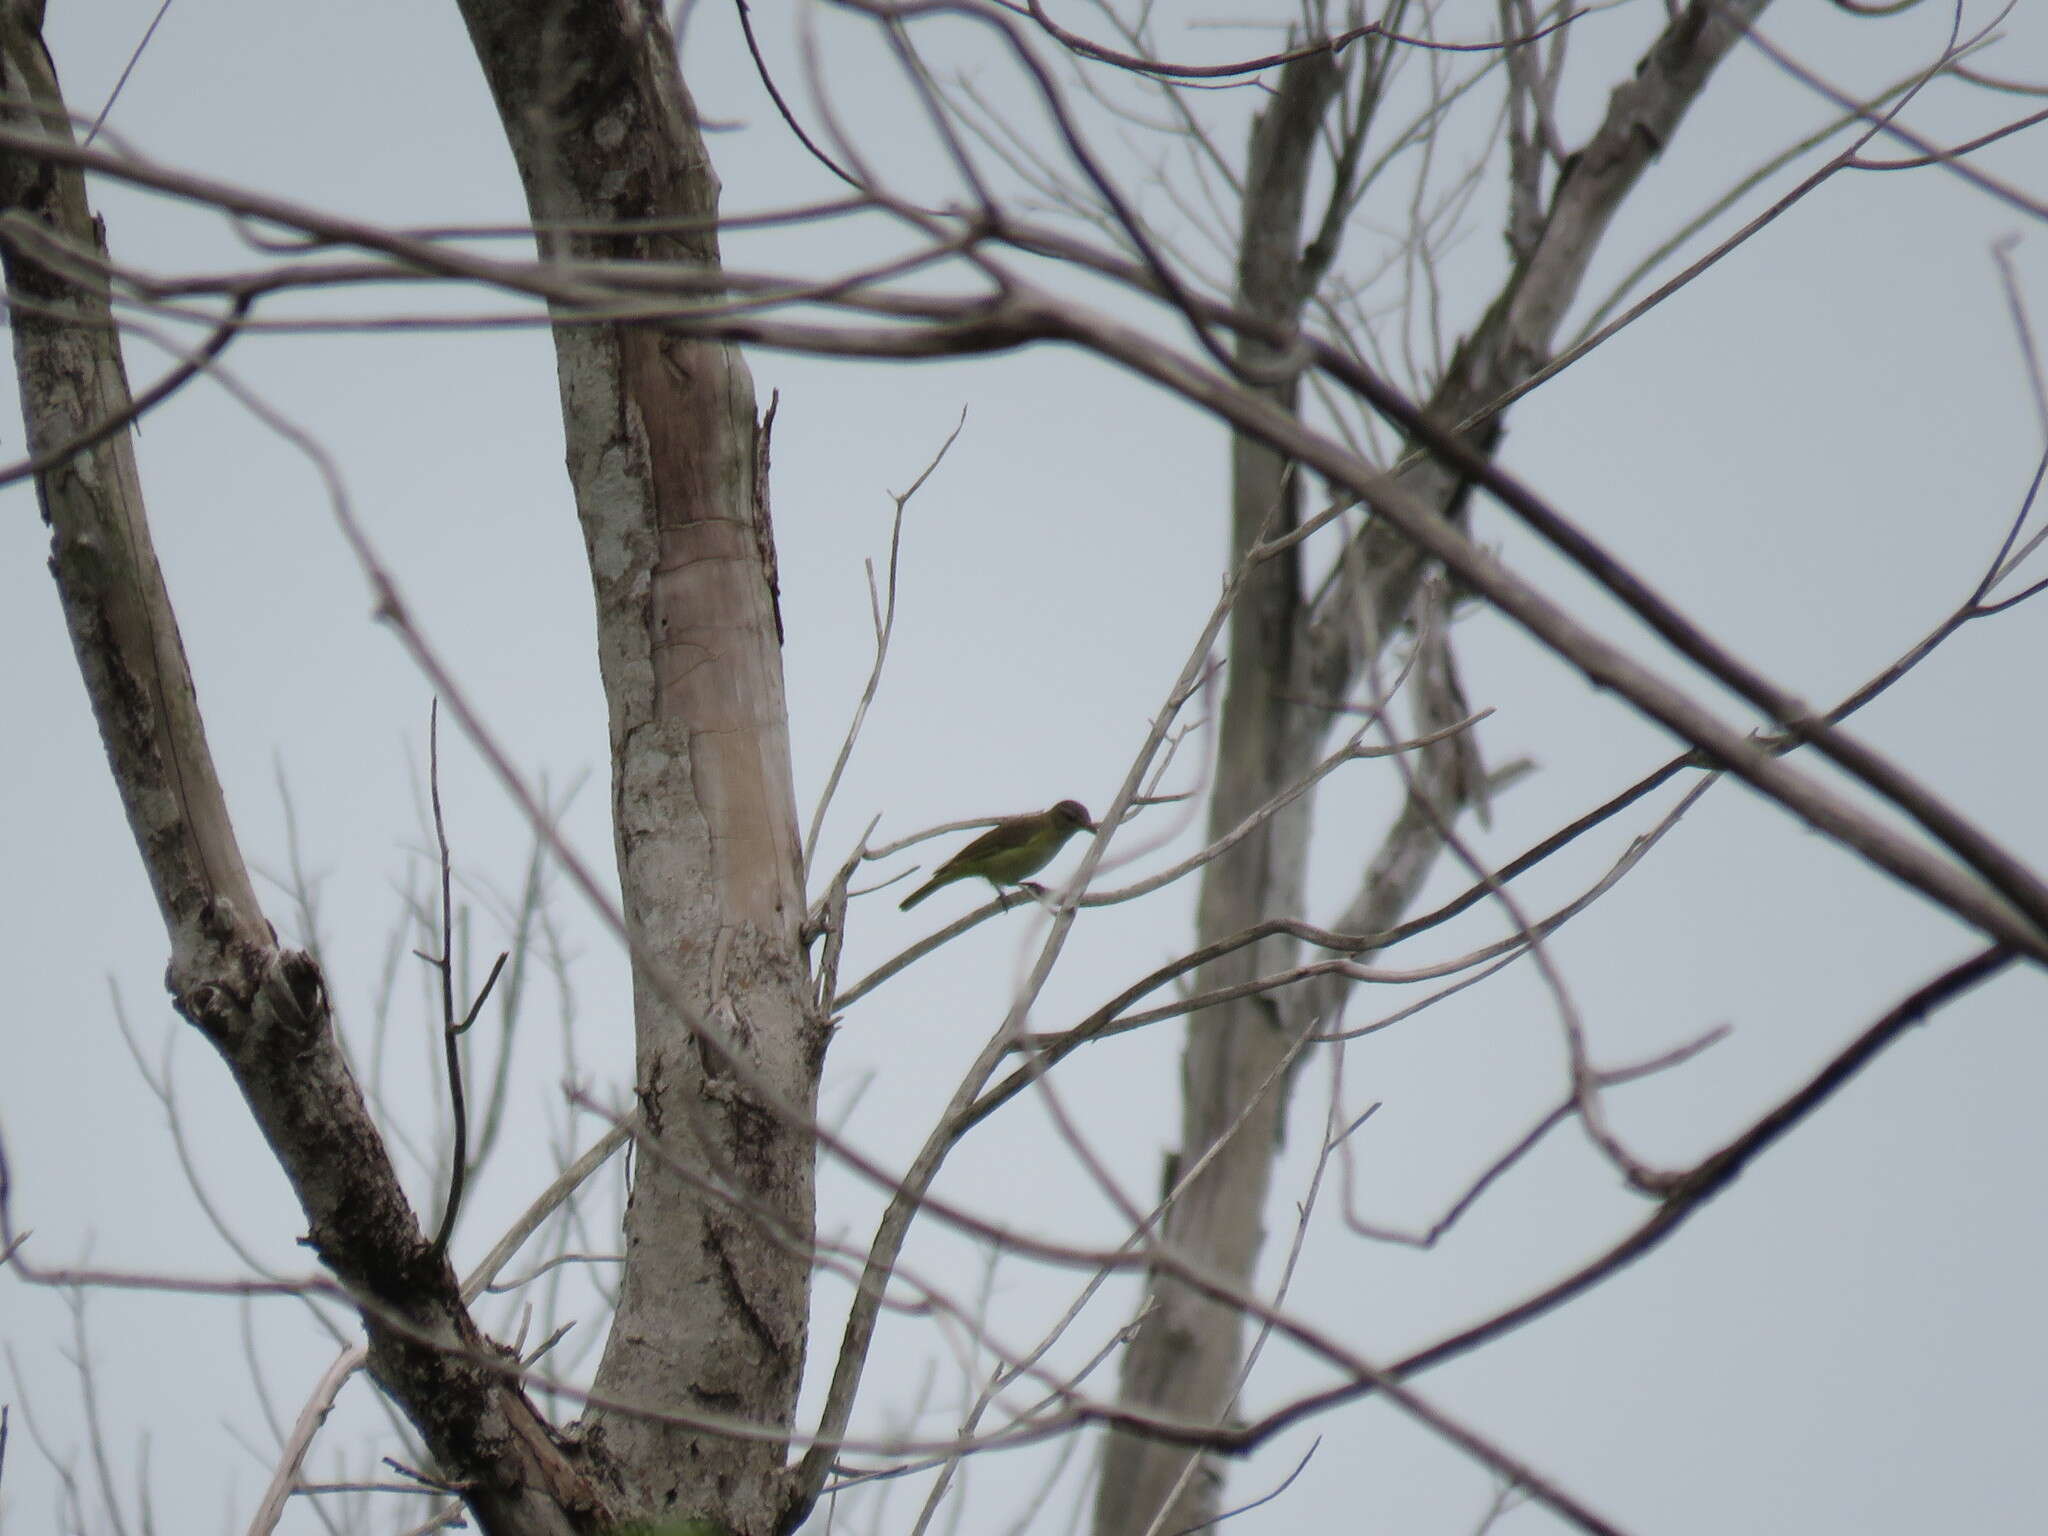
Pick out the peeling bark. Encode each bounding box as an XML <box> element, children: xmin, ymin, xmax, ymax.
<box><xmin>451</xmin><ymin>5</ymin><xmax>821</xmax><ymax>1532</ymax></box>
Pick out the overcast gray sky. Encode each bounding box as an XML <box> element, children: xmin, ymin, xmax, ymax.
<box><xmin>4</xmin><ymin>2</ymin><xmax>2047</xmax><ymax>1532</ymax></box>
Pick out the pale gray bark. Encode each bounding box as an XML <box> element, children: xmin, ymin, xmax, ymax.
<box><xmin>0</xmin><ymin>9</ymin><xmax>601</xmax><ymax>1533</ymax></box>
<box><xmin>451</xmin><ymin>5</ymin><xmax>821</xmax><ymax>1532</ymax></box>
<box><xmin>1097</xmin><ymin>5</ymin><xmax>1770</xmax><ymax>1532</ymax></box>
<box><xmin>1093</xmin><ymin>50</ymin><xmax>1344</xmax><ymax>1536</ymax></box>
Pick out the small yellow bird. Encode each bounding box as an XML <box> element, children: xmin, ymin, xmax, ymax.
<box><xmin>898</xmin><ymin>800</ymin><xmax>1097</xmax><ymax>910</ymax></box>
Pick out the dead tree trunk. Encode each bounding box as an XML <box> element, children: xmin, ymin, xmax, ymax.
<box><xmin>1097</xmin><ymin>6</ymin><xmax>1768</xmax><ymax>1532</ymax></box>
<box><xmin>1092</xmin><ymin>51</ymin><xmax>1346</xmax><ymax>1536</ymax></box>
<box><xmin>0</xmin><ymin>8</ymin><xmax>602</xmax><ymax>1532</ymax></box>
<box><xmin>453</xmin><ymin>4</ymin><xmax>823</xmax><ymax>1532</ymax></box>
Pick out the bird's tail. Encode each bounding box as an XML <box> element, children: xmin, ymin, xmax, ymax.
<box><xmin>898</xmin><ymin>876</ymin><xmax>942</xmax><ymax>911</ymax></box>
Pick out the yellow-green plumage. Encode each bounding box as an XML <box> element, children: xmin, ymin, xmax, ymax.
<box><xmin>898</xmin><ymin>800</ymin><xmax>1096</xmax><ymax>910</ymax></box>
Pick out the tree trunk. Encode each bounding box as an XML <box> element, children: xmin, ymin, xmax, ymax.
<box><xmin>1093</xmin><ymin>52</ymin><xmax>1342</xmax><ymax>1536</ymax></box>
<box><xmin>452</xmin><ymin>5</ymin><xmax>822</xmax><ymax>1532</ymax></box>
<box><xmin>1097</xmin><ymin>6</ymin><xmax>1768</xmax><ymax>1532</ymax></box>
<box><xmin>0</xmin><ymin>8</ymin><xmax>602</xmax><ymax>1531</ymax></box>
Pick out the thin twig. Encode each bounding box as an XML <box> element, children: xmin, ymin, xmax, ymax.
<box><xmin>802</xmin><ymin>408</ymin><xmax>967</xmax><ymax>881</ymax></box>
<box><xmin>84</xmin><ymin>0</ymin><xmax>178</xmax><ymax>147</ymax></box>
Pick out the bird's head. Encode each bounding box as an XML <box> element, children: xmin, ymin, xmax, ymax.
<box><xmin>1051</xmin><ymin>799</ymin><xmax>1096</xmax><ymax>835</ymax></box>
